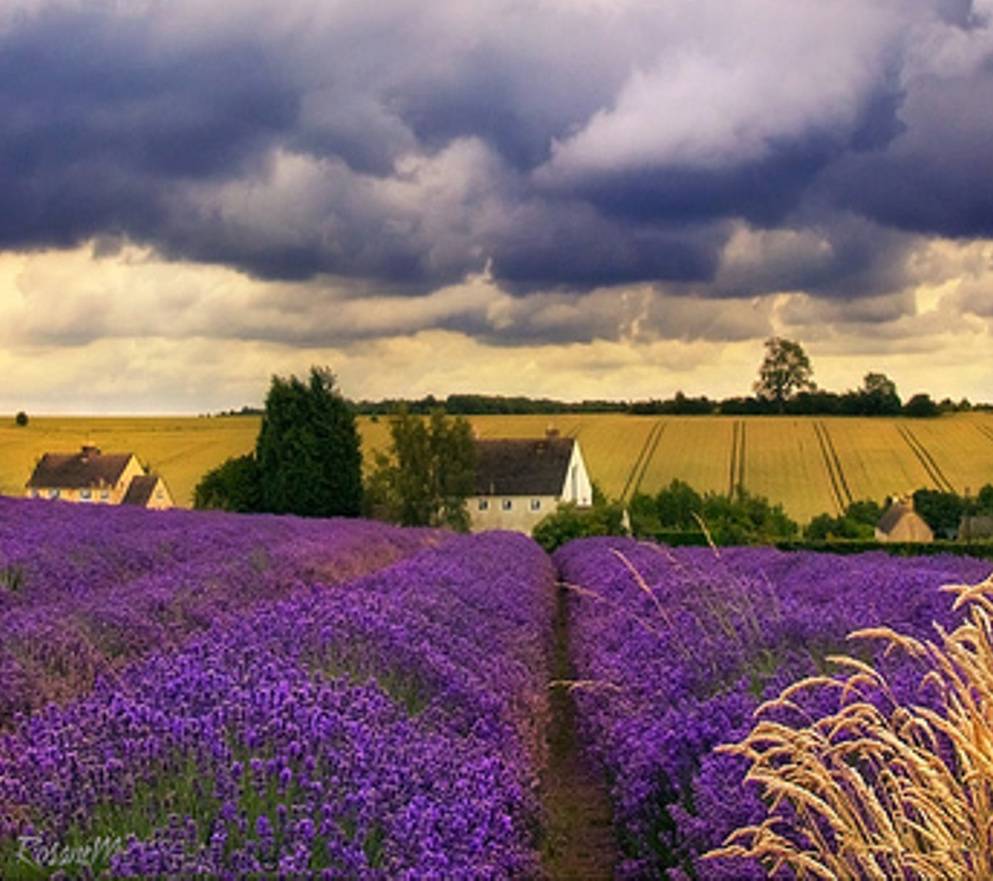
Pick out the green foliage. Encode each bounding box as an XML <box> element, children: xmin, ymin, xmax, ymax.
<box><xmin>699</xmin><ymin>489</ymin><xmax>799</xmax><ymax>545</ymax></box>
<box><xmin>804</xmin><ymin>499</ymin><xmax>881</xmax><ymax>540</ymax></box>
<box><xmin>902</xmin><ymin>392</ymin><xmax>939</xmax><ymax>418</ymax></box>
<box><xmin>627</xmin><ymin>492</ymin><xmax>661</xmax><ymax>534</ymax></box>
<box><xmin>913</xmin><ymin>488</ymin><xmax>964</xmax><ymax>537</ymax></box>
<box><xmin>366</xmin><ymin>409</ymin><xmax>475</xmax><ymax>529</ymax></box>
<box><xmin>753</xmin><ymin>337</ymin><xmax>815</xmax><ymax>411</ymax></box>
<box><xmin>631</xmin><ymin>481</ymin><xmax>797</xmax><ymax>545</ymax></box>
<box><xmin>255</xmin><ymin>367</ymin><xmax>363</xmax><ymax>517</ymax></box>
<box><xmin>978</xmin><ymin>484</ymin><xmax>993</xmax><ymax>515</ymax></box>
<box><xmin>655</xmin><ymin>479</ymin><xmax>704</xmax><ymax>530</ymax></box>
<box><xmin>857</xmin><ymin>372</ymin><xmax>901</xmax><ymax>415</ymax></box>
<box><xmin>193</xmin><ymin>453</ymin><xmax>261</xmax><ymax>512</ymax></box>
<box><xmin>532</xmin><ymin>502</ymin><xmax>628</xmax><ymax>552</ymax></box>
<box><xmin>14</xmin><ymin>411</ymin><xmax>28</xmax><ymax>427</ymax></box>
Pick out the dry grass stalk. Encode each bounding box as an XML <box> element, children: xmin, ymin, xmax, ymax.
<box><xmin>706</xmin><ymin>571</ymin><xmax>993</xmax><ymax>880</ymax></box>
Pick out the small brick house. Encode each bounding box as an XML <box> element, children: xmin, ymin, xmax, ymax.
<box><xmin>25</xmin><ymin>445</ymin><xmax>173</xmax><ymax>509</ymax></box>
<box><xmin>468</xmin><ymin>432</ymin><xmax>593</xmax><ymax>534</ymax></box>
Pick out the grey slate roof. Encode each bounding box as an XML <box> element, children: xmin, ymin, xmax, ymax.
<box><xmin>26</xmin><ymin>448</ymin><xmax>134</xmax><ymax>489</ymax></box>
<box><xmin>473</xmin><ymin>438</ymin><xmax>574</xmax><ymax>496</ymax></box>
<box><xmin>121</xmin><ymin>475</ymin><xmax>159</xmax><ymax>506</ymax></box>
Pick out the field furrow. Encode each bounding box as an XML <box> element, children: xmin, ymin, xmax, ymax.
<box><xmin>627</xmin><ymin>422</ymin><xmax>666</xmax><ymax>500</ymax></box>
<box><xmin>821</xmin><ymin>418</ymin><xmax>938</xmax><ymax>503</ymax></box>
<box><xmin>742</xmin><ymin>420</ymin><xmax>840</xmax><ymax>522</ymax></box>
<box><xmin>636</xmin><ymin>418</ymin><xmax>736</xmax><ymax>498</ymax></box>
<box><xmin>898</xmin><ymin>425</ymin><xmax>955</xmax><ymax>492</ymax></box>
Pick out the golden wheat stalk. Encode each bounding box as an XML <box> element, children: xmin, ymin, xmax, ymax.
<box><xmin>707</xmin><ymin>569</ymin><xmax>993</xmax><ymax>880</ymax></box>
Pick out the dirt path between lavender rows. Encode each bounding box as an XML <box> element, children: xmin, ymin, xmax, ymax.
<box><xmin>540</xmin><ymin>582</ymin><xmax>618</xmax><ymax>881</ymax></box>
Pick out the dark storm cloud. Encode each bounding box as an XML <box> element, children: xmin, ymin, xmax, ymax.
<box><xmin>1</xmin><ymin>0</ymin><xmax>992</xmax><ymax>316</ymax></box>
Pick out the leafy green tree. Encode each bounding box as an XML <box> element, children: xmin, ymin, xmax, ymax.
<box><xmin>255</xmin><ymin>367</ymin><xmax>362</xmax><ymax>517</ymax></box>
<box><xmin>754</xmin><ymin>337</ymin><xmax>815</xmax><ymax>412</ymax></box>
<box><xmin>804</xmin><ymin>500</ymin><xmax>883</xmax><ymax>541</ymax></box>
<box><xmin>655</xmin><ymin>479</ymin><xmax>704</xmax><ymax>529</ymax></box>
<box><xmin>912</xmin><ymin>488</ymin><xmax>964</xmax><ymax>538</ymax></box>
<box><xmin>367</xmin><ymin>408</ymin><xmax>475</xmax><ymax>529</ymax></box>
<box><xmin>859</xmin><ymin>373</ymin><xmax>901</xmax><ymax>415</ymax></box>
<box><xmin>977</xmin><ymin>484</ymin><xmax>993</xmax><ymax>515</ymax></box>
<box><xmin>532</xmin><ymin>502</ymin><xmax>628</xmax><ymax>552</ymax></box>
<box><xmin>845</xmin><ymin>499</ymin><xmax>883</xmax><ymax>527</ymax></box>
<box><xmin>13</xmin><ymin>411</ymin><xmax>27</xmax><ymax>427</ymax></box>
<box><xmin>194</xmin><ymin>454</ymin><xmax>261</xmax><ymax>512</ymax></box>
<box><xmin>699</xmin><ymin>488</ymin><xmax>798</xmax><ymax>544</ymax></box>
<box><xmin>903</xmin><ymin>393</ymin><xmax>939</xmax><ymax>418</ymax></box>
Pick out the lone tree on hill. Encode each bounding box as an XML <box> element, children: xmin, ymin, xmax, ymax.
<box><xmin>754</xmin><ymin>337</ymin><xmax>815</xmax><ymax>412</ymax></box>
<box><xmin>256</xmin><ymin>367</ymin><xmax>363</xmax><ymax>517</ymax></box>
<box><xmin>14</xmin><ymin>411</ymin><xmax>28</xmax><ymax>427</ymax></box>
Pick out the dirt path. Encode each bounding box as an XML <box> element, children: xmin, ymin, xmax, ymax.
<box><xmin>541</xmin><ymin>582</ymin><xmax>617</xmax><ymax>881</ymax></box>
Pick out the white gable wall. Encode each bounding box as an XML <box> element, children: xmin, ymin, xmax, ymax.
<box><xmin>560</xmin><ymin>440</ymin><xmax>593</xmax><ymax>506</ymax></box>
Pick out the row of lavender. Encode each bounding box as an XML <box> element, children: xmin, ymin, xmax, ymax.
<box><xmin>556</xmin><ymin>538</ymin><xmax>993</xmax><ymax>879</ymax></box>
<box><xmin>0</xmin><ymin>498</ymin><xmax>434</xmax><ymax>724</ymax></box>
<box><xmin>1</xmin><ymin>506</ymin><xmax>556</xmax><ymax>878</ymax></box>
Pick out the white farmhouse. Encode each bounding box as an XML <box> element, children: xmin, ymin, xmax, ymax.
<box><xmin>469</xmin><ymin>431</ymin><xmax>593</xmax><ymax>533</ymax></box>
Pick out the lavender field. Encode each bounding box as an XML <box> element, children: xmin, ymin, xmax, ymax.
<box><xmin>556</xmin><ymin>539</ymin><xmax>993</xmax><ymax>879</ymax></box>
<box><xmin>2</xmin><ymin>498</ymin><xmax>993</xmax><ymax>879</ymax></box>
<box><xmin>0</xmin><ymin>500</ymin><xmax>554</xmax><ymax>878</ymax></box>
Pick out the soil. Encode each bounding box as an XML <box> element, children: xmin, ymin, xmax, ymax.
<box><xmin>540</xmin><ymin>583</ymin><xmax>618</xmax><ymax>881</ymax></box>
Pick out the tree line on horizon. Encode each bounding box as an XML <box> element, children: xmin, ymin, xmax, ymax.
<box><xmin>208</xmin><ymin>339</ymin><xmax>987</xmax><ymax>420</ymax></box>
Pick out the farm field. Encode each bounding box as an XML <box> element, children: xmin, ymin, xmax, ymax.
<box><xmin>3</xmin><ymin>500</ymin><xmax>993</xmax><ymax>878</ymax></box>
<box><xmin>0</xmin><ymin>500</ymin><xmax>554</xmax><ymax>878</ymax></box>
<box><xmin>2</xmin><ymin>412</ymin><xmax>993</xmax><ymax>521</ymax></box>
<box><xmin>556</xmin><ymin>537</ymin><xmax>993</xmax><ymax>878</ymax></box>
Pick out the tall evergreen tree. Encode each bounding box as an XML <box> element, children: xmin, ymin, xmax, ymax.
<box><xmin>255</xmin><ymin>367</ymin><xmax>363</xmax><ymax>517</ymax></box>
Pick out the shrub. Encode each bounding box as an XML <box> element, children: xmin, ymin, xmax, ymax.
<box><xmin>532</xmin><ymin>502</ymin><xmax>627</xmax><ymax>552</ymax></box>
<box><xmin>193</xmin><ymin>454</ymin><xmax>261</xmax><ymax>512</ymax></box>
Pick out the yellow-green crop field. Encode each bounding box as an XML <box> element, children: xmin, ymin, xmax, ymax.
<box><xmin>3</xmin><ymin>412</ymin><xmax>993</xmax><ymax>523</ymax></box>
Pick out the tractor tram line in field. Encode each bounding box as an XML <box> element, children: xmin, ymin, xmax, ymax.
<box><xmin>813</xmin><ymin>421</ymin><xmax>853</xmax><ymax>513</ymax></box>
<box><xmin>898</xmin><ymin>425</ymin><xmax>955</xmax><ymax>493</ymax></box>
<box><xmin>629</xmin><ymin>422</ymin><xmax>667</xmax><ymax>499</ymax></box>
<box><xmin>620</xmin><ymin>419</ymin><xmax>664</xmax><ymax>501</ymax></box>
<box><xmin>728</xmin><ymin>419</ymin><xmax>747</xmax><ymax>496</ymax></box>
<box><xmin>976</xmin><ymin>423</ymin><xmax>993</xmax><ymax>446</ymax></box>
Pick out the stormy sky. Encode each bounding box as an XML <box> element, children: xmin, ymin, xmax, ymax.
<box><xmin>1</xmin><ymin>0</ymin><xmax>991</xmax><ymax>412</ymax></box>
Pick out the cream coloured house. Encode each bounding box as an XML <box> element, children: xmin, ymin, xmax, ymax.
<box><xmin>469</xmin><ymin>432</ymin><xmax>593</xmax><ymax>534</ymax></box>
<box><xmin>26</xmin><ymin>445</ymin><xmax>174</xmax><ymax>509</ymax></box>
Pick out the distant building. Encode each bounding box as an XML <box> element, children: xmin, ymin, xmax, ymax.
<box><xmin>959</xmin><ymin>514</ymin><xmax>993</xmax><ymax>542</ymax></box>
<box><xmin>469</xmin><ymin>431</ymin><xmax>592</xmax><ymax>534</ymax></box>
<box><xmin>26</xmin><ymin>445</ymin><xmax>173</xmax><ymax>509</ymax></box>
<box><xmin>875</xmin><ymin>496</ymin><xmax>933</xmax><ymax>543</ymax></box>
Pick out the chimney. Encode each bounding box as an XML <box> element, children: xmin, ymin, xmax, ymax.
<box><xmin>80</xmin><ymin>445</ymin><xmax>100</xmax><ymax>459</ymax></box>
<box><xmin>545</xmin><ymin>425</ymin><xmax>560</xmax><ymax>439</ymax></box>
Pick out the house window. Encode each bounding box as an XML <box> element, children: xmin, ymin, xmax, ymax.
<box><xmin>100</xmin><ymin>489</ymin><xmax>110</xmax><ymax>501</ymax></box>
<box><xmin>502</xmin><ymin>499</ymin><xmax>513</xmax><ymax>511</ymax></box>
<box><xmin>530</xmin><ymin>499</ymin><xmax>542</xmax><ymax>511</ymax></box>
<box><xmin>478</xmin><ymin>499</ymin><xmax>489</xmax><ymax>511</ymax></box>
<box><xmin>48</xmin><ymin>489</ymin><xmax>59</xmax><ymax>499</ymax></box>
<box><xmin>80</xmin><ymin>489</ymin><xmax>92</xmax><ymax>501</ymax></box>
<box><xmin>30</xmin><ymin>490</ymin><xmax>39</xmax><ymax>498</ymax></box>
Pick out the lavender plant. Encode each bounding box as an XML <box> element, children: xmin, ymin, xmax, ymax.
<box><xmin>555</xmin><ymin>537</ymin><xmax>992</xmax><ymax>879</ymax></box>
<box><xmin>0</xmin><ymin>528</ymin><xmax>555</xmax><ymax>879</ymax></box>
